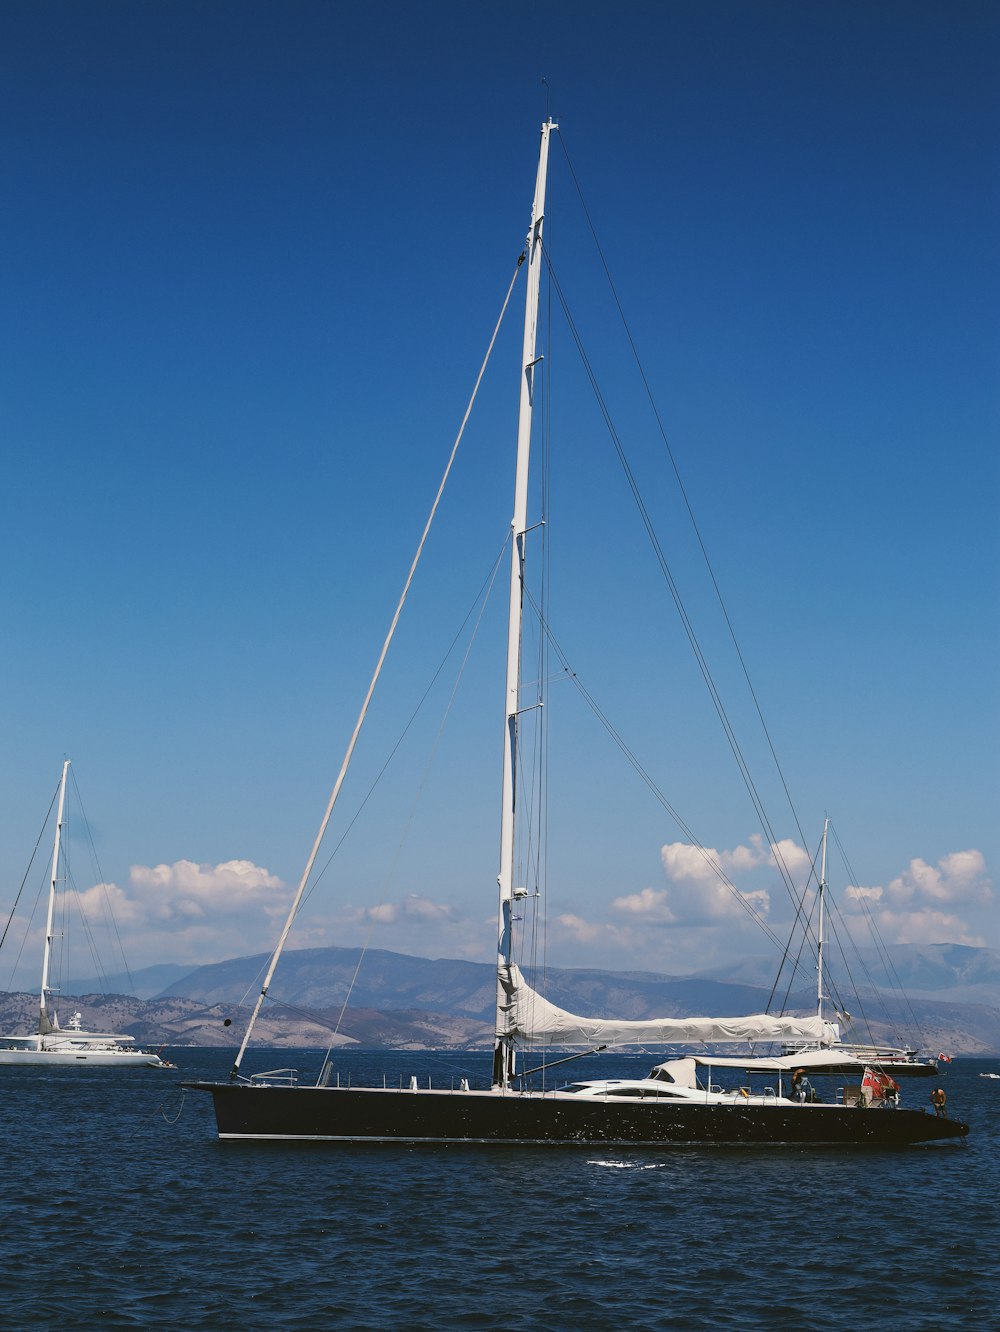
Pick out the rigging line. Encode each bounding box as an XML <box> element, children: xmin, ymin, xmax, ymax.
<box><xmin>769</xmin><ymin>832</ymin><xmax>850</xmax><ymax>1023</ymax></box>
<box><xmin>515</xmin><ymin>595</ymin><xmax>548</xmax><ymax>946</ymax></box>
<box><xmin>520</xmin><ymin>698</ymin><xmax>548</xmax><ymax>1051</ymax></box>
<box><xmin>539</xmin><ymin>141</ymin><xmax>554</xmax><ymax>1019</ymax></box>
<box><xmin>0</xmin><ymin>781</ymin><xmax>60</xmax><ymax>960</ymax></box>
<box><xmin>557</xmin><ymin>131</ymin><xmax>814</xmax><ymax>875</ymax></box>
<box><xmin>230</xmin><ymin>254</ymin><xmax>526</xmax><ymax>1080</ymax></box>
<box><xmin>63</xmin><ymin>781</ymin><xmax>114</xmax><ymax>995</ymax></box>
<box><xmin>797</xmin><ymin>836</ymin><xmax>891</xmax><ymax>1049</ymax></box>
<box><xmin>767</xmin><ymin>828</ymin><xmax>846</xmax><ymax>1020</ymax></box>
<box><xmin>830</xmin><ymin>892</ymin><xmax>910</xmax><ymax>1049</ymax></box>
<box><xmin>514</xmin><ymin>300</ymin><xmax>551</xmax><ymax>1051</ymax></box>
<box><xmin>66</xmin><ymin>863</ymin><xmax>109</xmax><ymax>991</ymax></box>
<box><xmin>544</xmin><ymin>256</ymin><xmax>807</xmax><ymax>919</ymax></box>
<box><xmin>829</xmin><ymin>821</ymin><xmax>927</xmax><ymax>1042</ymax></box>
<box><xmin>237</xmin><ymin>992</ymin><xmax>358</xmax><ymax>1038</ymax></box>
<box><xmin>819</xmin><ymin>914</ymin><xmax>861</xmax><ymax>1028</ymax></box>
<box><xmin>319</xmin><ymin>535</ymin><xmax>509</xmax><ymax>1063</ymax></box>
<box><xmin>845</xmin><ymin>894</ymin><xmax>897</xmax><ymax>1001</ymax></box>
<box><xmin>6</xmin><ymin>872</ymin><xmax>51</xmax><ymax>992</ymax></box>
<box><xmin>774</xmin><ymin>835</ymin><xmax>823</xmax><ymax>1016</ymax></box>
<box><xmin>234</xmin><ymin>541</ymin><xmax>510</xmax><ymax>1043</ymax></box>
<box><xmin>55</xmin><ymin>820</ymin><xmax>69</xmax><ymax>994</ymax></box>
<box><xmin>763</xmin><ymin>858</ymin><xmax>824</xmax><ymax>1016</ymax></box>
<box><xmin>235</xmin><ymin>536</ymin><xmax>511</xmax><ymax>1024</ymax></box>
<box><xmin>325</xmin><ymin>914</ymin><xmax>381</xmax><ymax>1052</ymax></box>
<box><xmin>301</xmin><ymin>533</ymin><xmax>511</xmax><ymax>909</ymax></box>
<box><xmin>796</xmin><ymin>820</ymin><xmax>918</xmax><ymax>1050</ymax></box>
<box><xmin>549</xmin><ymin>257</ymin><xmax>806</xmax><ymax>923</ymax></box>
<box><xmin>69</xmin><ymin>766</ymin><xmax>134</xmax><ymax>993</ymax></box>
<box><xmin>821</xmin><ymin>904</ymin><xmax>892</xmax><ymax>1054</ymax></box>
<box><xmin>853</xmin><ymin>902</ymin><xmax>923</xmax><ymax>1043</ymax></box>
<box><xmin>522</xmin><ymin>587</ymin><xmax>808</xmax><ymax>966</ymax></box>
<box><xmin>557</xmin><ymin>136</ymin><xmax>823</xmax><ymax>1005</ymax></box>
<box><xmin>233</xmin><ymin>955</ymin><xmax>273</xmax><ymax>1012</ymax></box>
<box><xmin>817</xmin><ymin>873</ymin><xmax>891</xmax><ymax>1022</ymax></box>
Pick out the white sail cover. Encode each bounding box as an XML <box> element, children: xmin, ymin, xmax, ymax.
<box><xmin>497</xmin><ymin>965</ymin><xmax>837</xmax><ymax>1048</ymax></box>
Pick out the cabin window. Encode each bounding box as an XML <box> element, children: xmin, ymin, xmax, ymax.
<box><xmin>607</xmin><ymin>1088</ymin><xmax>684</xmax><ymax>1099</ymax></box>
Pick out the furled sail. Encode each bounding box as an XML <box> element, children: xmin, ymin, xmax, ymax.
<box><xmin>496</xmin><ymin>964</ymin><xmax>837</xmax><ymax>1048</ymax></box>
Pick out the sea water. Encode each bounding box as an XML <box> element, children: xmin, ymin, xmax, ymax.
<box><xmin>1</xmin><ymin>1048</ymin><xmax>996</xmax><ymax>1330</ymax></box>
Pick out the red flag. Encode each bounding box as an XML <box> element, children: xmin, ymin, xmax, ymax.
<box><xmin>862</xmin><ymin>1068</ymin><xmax>900</xmax><ymax>1101</ymax></box>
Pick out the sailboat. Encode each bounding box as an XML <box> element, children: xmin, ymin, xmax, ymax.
<box><xmin>777</xmin><ymin>819</ymin><xmax>938</xmax><ymax>1078</ymax></box>
<box><xmin>0</xmin><ymin>760</ymin><xmax>171</xmax><ymax>1068</ymax></box>
<box><xmin>186</xmin><ymin>121</ymin><xmax>967</xmax><ymax>1145</ymax></box>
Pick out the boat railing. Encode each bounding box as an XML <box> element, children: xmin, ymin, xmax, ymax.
<box><xmin>248</xmin><ymin>1068</ymin><xmax>299</xmax><ymax>1087</ymax></box>
<box><xmin>783</xmin><ymin>1039</ymin><xmax>919</xmax><ymax>1061</ymax></box>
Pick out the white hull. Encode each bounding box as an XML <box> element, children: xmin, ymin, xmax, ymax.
<box><xmin>0</xmin><ymin>1044</ymin><xmax>167</xmax><ymax>1065</ymax></box>
<box><xmin>0</xmin><ymin>1045</ymin><xmax>168</xmax><ymax>1067</ymax></box>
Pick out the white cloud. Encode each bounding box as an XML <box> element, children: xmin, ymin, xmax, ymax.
<box><xmin>0</xmin><ymin>858</ymin><xmax>294</xmax><ymax>984</ymax></box>
<box><xmin>870</xmin><ymin>907</ymin><xmax>985</xmax><ymax>949</ymax></box>
<box><xmin>366</xmin><ymin>902</ymin><xmax>399</xmax><ymax>924</ymax></box>
<box><xmin>645</xmin><ymin>835</ymin><xmax>797</xmax><ymax>926</ymax></box>
<box><xmin>129</xmin><ymin>859</ymin><xmax>286</xmax><ymax>922</ymax></box>
<box><xmin>660</xmin><ymin>833</ymin><xmax>807</xmax><ymax>885</ymax></box>
<box><xmin>769</xmin><ymin>837</ymin><xmax>811</xmax><ymax>879</ymax></box>
<box><xmin>555</xmin><ymin>912</ymin><xmax>630</xmax><ymax>945</ymax></box>
<box><xmin>400</xmin><ymin>894</ymin><xmax>455</xmax><ymax>922</ymax></box>
<box><xmin>29</xmin><ymin>836</ymin><xmax>989</xmax><ymax>982</ymax></box>
<box><xmin>613</xmin><ymin>878</ymin><xmax>767</xmax><ymax>930</ymax></box>
<box><xmin>611</xmin><ymin>888</ymin><xmax>676</xmax><ymax>924</ymax></box>
<box><xmin>361</xmin><ymin>894</ymin><xmax>456</xmax><ymax>927</ymax></box>
<box><xmin>884</xmin><ymin>850</ymin><xmax>991</xmax><ymax>908</ymax></box>
<box><xmin>310</xmin><ymin>892</ymin><xmax>488</xmax><ymax>962</ymax></box>
<box><xmin>659</xmin><ymin>838</ymin><xmax>769</xmax><ymax>884</ymax></box>
<box><xmin>545</xmin><ymin>909</ymin><xmax>754</xmax><ymax>973</ymax></box>
<box><xmin>844</xmin><ymin>848</ymin><xmax>991</xmax><ymax>946</ymax></box>
<box><xmin>844</xmin><ymin>884</ymin><xmax>882</xmax><ymax>906</ymax></box>
<box><xmin>72</xmin><ymin>880</ymin><xmax>141</xmax><ymax>925</ymax></box>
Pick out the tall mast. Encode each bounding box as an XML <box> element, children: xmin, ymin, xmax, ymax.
<box><xmin>817</xmin><ymin>816</ymin><xmax>829</xmax><ymax>1023</ymax></box>
<box><xmin>39</xmin><ymin>760</ymin><xmax>70</xmax><ymax>1037</ymax></box>
<box><xmin>492</xmin><ymin>118</ymin><xmax>556</xmax><ymax>1089</ymax></box>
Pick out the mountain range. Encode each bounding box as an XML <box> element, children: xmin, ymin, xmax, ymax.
<box><xmin>10</xmin><ymin>941</ymin><xmax>994</xmax><ymax>1054</ymax></box>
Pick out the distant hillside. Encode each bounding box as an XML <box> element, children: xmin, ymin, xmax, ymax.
<box><xmin>702</xmin><ymin>943</ymin><xmax>1000</xmax><ymax>1008</ymax></box>
<box><xmin>159</xmin><ymin>947</ymin><xmax>497</xmax><ymax>1016</ymax></box>
<box><xmin>11</xmin><ymin>943</ymin><xmax>995</xmax><ymax>1053</ymax></box>
<box><xmin>0</xmin><ymin>989</ymin><xmax>491</xmax><ymax>1051</ymax></box>
<box><xmin>63</xmin><ymin>962</ymin><xmax>200</xmax><ymax>1000</ymax></box>
<box><xmin>153</xmin><ymin>944</ymin><xmax>1000</xmax><ymax>1055</ymax></box>
<box><xmin>158</xmin><ymin>946</ymin><xmax>806</xmax><ymax>1022</ymax></box>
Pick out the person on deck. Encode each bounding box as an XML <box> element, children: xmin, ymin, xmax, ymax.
<box><xmin>930</xmin><ymin>1087</ymin><xmax>948</xmax><ymax>1117</ymax></box>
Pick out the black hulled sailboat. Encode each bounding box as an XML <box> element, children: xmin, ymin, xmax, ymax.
<box><xmin>185</xmin><ymin>121</ymin><xmax>967</xmax><ymax>1148</ymax></box>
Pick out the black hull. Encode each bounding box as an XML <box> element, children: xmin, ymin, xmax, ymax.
<box><xmin>184</xmin><ymin>1082</ymin><xmax>969</xmax><ymax>1148</ymax></box>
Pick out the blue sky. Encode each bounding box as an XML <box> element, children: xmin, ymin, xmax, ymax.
<box><xmin>1</xmin><ymin>1</ymin><xmax>996</xmax><ymax>988</ymax></box>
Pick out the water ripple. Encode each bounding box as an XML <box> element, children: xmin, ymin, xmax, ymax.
<box><xmin>0</xmin><ymin>1050</ymin><xmax>995</xmax><ymax>1329</ymax></box>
